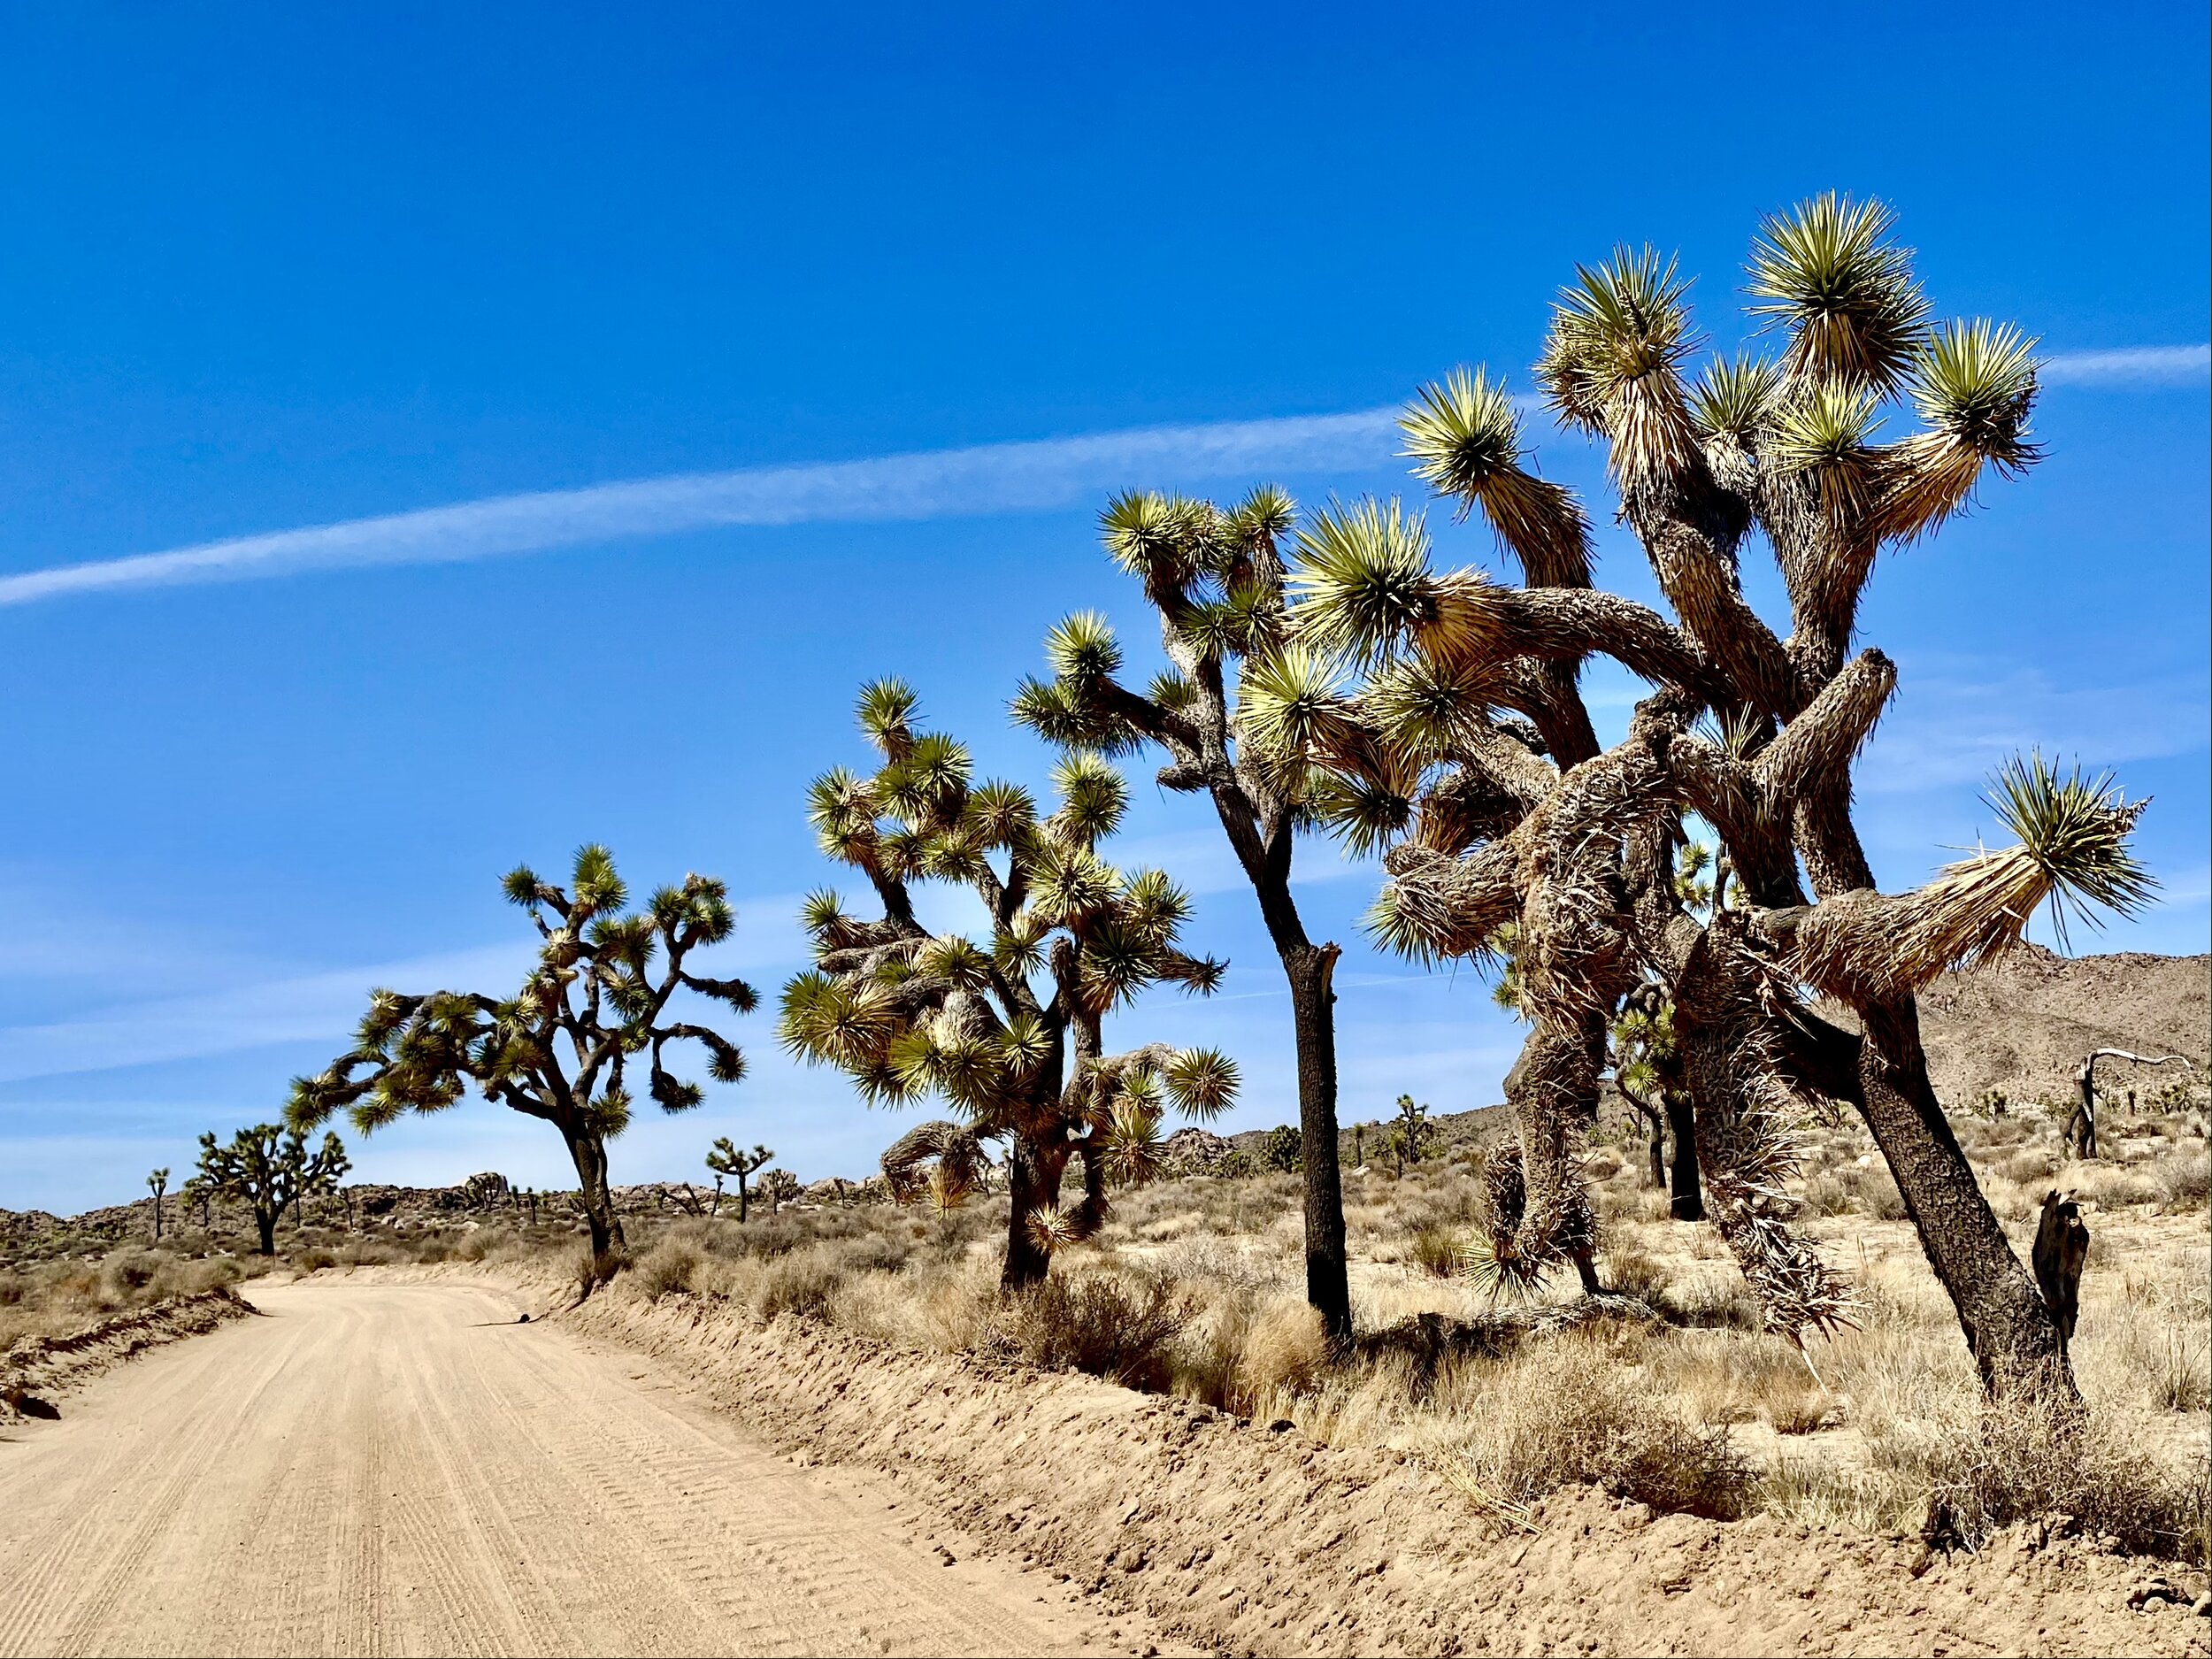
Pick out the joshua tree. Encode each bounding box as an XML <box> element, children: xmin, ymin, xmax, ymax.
<box><xmin>181</xmin><ymin>1173</ymin><xmax>213</xmax><ymax>1230</ymax></box>
<box><xmin>1241</xmin><ymin>196</ymin><xmax>2154</xmax><ymax>1399</ymax></box>
<box><xmin>1015</xmin><ymin>488</ymin><xmax>1356</xmax><ymax>1340</ymax></box>
<box><xmin>1388</xmin><ymin>1094</ymin><xmax>1432</xmax><ymax>1177</ymax></box>
<box><xmin>146</xmin><ymin>1168</ymin><xmax>170</xmax><ymax>1242</ymax></box>
<box><xmin>705</xmin><ymin>1137</ymin><xmax>774</xmax><ymax>1220</ymax></box>
<box><xmin>2065</xmin><ymin>1049</ymin><xmax>2192</xmax><ymax>1159</ymax></box>
<box><xmin>196</xmin><ymin>1125</ymin><xmax>349</xmax><ymax>1256</ymax></box>
<box><xmin>780</xmin><ymin>680</ymin><xmax>1238</xmax><ymax>1288</ymax></box>
<box><xmin>756</xmin><ymin>1168</ymin><xmax>803</xmax><ymax>1214</ymax></box>
<box><xmin>1609</xmin><ymin>987</ymin><xmax>1703</xmax><ymax>1219</ymax></box>
<box><xmin>288</xmin><ymin>845</ymin><xmax>755</xmax><ymax>1262</ymax></box>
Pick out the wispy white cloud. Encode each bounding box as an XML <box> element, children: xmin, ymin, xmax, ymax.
<box><xmin>0</xmin><ymin>942</ymin><xmax>536</xmax><ymax>1084</ymax></box>
<box><xmin>0</xmin><ymin>407</ymin><xmax>1400</xmax><ymax>608</ymax></box>
<box><xmin>0</xmin><ymin>345</ymin><xmax>2197</xmax><ymax>609</ymax></box>
<box><xmin>2039</xmin><ymin>344</ymin><xmax>2209</xmax><ymax>387</ymax></box>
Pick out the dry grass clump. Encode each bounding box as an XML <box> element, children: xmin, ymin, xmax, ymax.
<box><xmin>1263</xmin><ymin>1327</ymin><xmax>1755</xmax><ymax>1525</ymax></box>
<box><xmin>996</xmin><ymin>1266</ymin><xmax>1197</xmax><ymax>1391</ymax></box>
<box><xmin>1443</xmin><ymin>1334</ymin><xmax>1756</xmax><ymax>1521</ymax></box>
<box><xmin>1174</xmin><ymin>1287</ymin><xmax>1329</xmax><ymax>1415</ymax></box>
<box><xmin>0</xmin><ymin>1248</ymin><xmax>268</xmax><ymax>1348</ymax></box>
<box><xmin>1775</xmin><ymin>1402</ymin><xmax>2211</xmax><ymax>1557</ymax></box>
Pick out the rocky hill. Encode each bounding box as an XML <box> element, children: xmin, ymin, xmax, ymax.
<box><xmin>1879</xmin><ymin>945</ymin><xmax>2208</xmax><ymax>1109</ymax></box>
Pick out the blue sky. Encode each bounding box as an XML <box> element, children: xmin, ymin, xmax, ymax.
<box><xmin>1</xmin><ymin>3</ymin><xmax>2204</xmax><ymax>1211</ymax></box>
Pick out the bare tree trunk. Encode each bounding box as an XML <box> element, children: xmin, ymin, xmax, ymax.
<box><xmin>565</xmin><ymin>1132</ymin><xmax>626</xmax><ymax>1258</ymax></box>
<box><xmin>254</xmin><ymin>1209</ymin><xmax>278</xmax><ymax>1256</ymax></box>
<box><xmin>1285</xmin><ymin>941</ymin><xmax>1353</xmax><ymax>1342</ymax></box>
<box><xmin>1664</xmin><ymin>1093</ymin><xmax>1704</xmax><ymax>1221</ymax></box>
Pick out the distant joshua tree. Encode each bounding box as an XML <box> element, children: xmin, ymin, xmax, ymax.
<box><xmin>780</xmin><ymin>681</ymin><xmax>1238</xmax><ymax>1288</ymax></box>
<box><xmin>755</xmin><ymin>1168</ymin><xmax>803</xmax><ymax>1214</ymax></box>
<box><xmin>288</xmin><ymin>846</ymin><xmax>755</xmax><ymax>1268</ymax></box>
<box><xmin>1014</xmin><ymin>488</ymin><xmax>1357</xmax><ymax>1340</ymax></box>
<box><xmin>1239</xmin><ymin>196</ymin><xmax>2154</xmax><ymax>1400</ymax></box>
<box><xmin>704</xmin><ymin>1138</ymin><xmax>774</xmax><ymax>1220</ymax></box>
<box><xmin>181</xmin><ymin>1172</ymin><xmax>213</xmax><ymax>1230</ymax></box>
<box><xmin>146</xmin><ymin>1167</ymin><xmax>170</xmax><ymax>1243</ymax></box>
<box><xmin>1387</xmin><ymin>1094</ymin><xmax>1432</xmax><ymax>1177</ymax></box>
<box><xmin>196</xmin><ymin>1125</ymin><xmax>349</xmax><ymax>1256</ymax></box>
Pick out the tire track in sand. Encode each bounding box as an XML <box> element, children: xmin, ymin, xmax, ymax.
<box><xmin>0</xmin><ymin>1280</ymin><xmax>1156</xmax><ymax>1658</ymax></box>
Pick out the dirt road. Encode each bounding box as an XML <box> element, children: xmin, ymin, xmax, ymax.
<box><xmin>0</xmin><ymin>1280</ymin><xmax>1153</xmax><ymax>1658</ymax></box>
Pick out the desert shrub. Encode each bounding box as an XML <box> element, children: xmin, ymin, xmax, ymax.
<box><xmin>102</xmin><ymin>1250</ymin><xmax>161</xmax><ymax>1294</ymax></box>
<box><xmin>1801</xmin><ymin>1175</ymin><xmax>1853</xmax><ymax>1217</ymax></box>
<box><xmin>1597</xmin><ymin>1245</ymin><xmax>1670</xmax><ymax>1303</ymax></box>
<box><xmin>2001</xmin><ymin>1148</ymin><xmax>2060</xmax><ymax>1187</ymax></box>
<box><xmin>1908</xmin><ymin>1405</ymin><xmax>2210</xmax><ymax>1558</ymax></box>
<box><xmin>1233</xmin><ymin>1297</ymin><xmax>1328</xmax><ymax>1403</ymax></box>
<box><xmin>1661</xmin><ymin>1273</ymin><xmax>1763</xmax><ymax>1332</ymax></box>
<box><xmin>2108</xmin><ymin>1321</ymin><xmax>2212</xmax><ymax>1414</ymax></box>
<box><xmin>755</xmin><ymin>1248</ymin><xmax>847</xmax><ymax>1322</ymax></box>
<box><xmin>291</xmin><ymin>1248</ymin><xmax>338</xmax><ymax>1274</ymax></box>
<box><xmin>1157</xmin><ymin>1236</ymin><xmax>1291</xmax><ymax>1295</ymax></box>
<box><xmin>1849</xmin><ymin>1166</ymin><xmax>1909</xmax><ymax>1221</ymax></box>
<box><xmin>1262</xmin><ymin>1125</ymin><xmax>1303</xmax><ymax>1173</ymax></box>
<box><xmin>831</xmin><ymin>1230</ymin><xmax>915</xmax><ymax>1277</ymax></box>
<box><xmin>1440</xmin><ymin>1334</ymin><xmax>1755</xmax><ymax>1520</ymax></box>
<box><xmin>634</xmin><ymin>1240</ymin><xmax>703</xmax><ymax>1302</ymax></box>
<box><xmin>2154</xmin><ymin>1154</ymin><xmax>2210</xmax><ymax>1211</ymax></box>
<box><xmin>1410</xmin><ymin>1225</ymin><xmax>1460</xmax><ymax>1279</ymax></box>
<box><xmin>1001</xmin><ymin>1266</ymin><xmax>1195</xmax><ymax>1392</ymax></box>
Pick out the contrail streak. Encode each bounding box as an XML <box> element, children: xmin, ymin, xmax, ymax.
<box><xmin>0</xmin><ymin>407</ymin><xmax>1400</xmax><ymax>608</ymax></box>
<box><xmin>0</xmin><ymin>343</ymin><xmax>2200</xmax><ymax>609</ymax></box>
<box><xmin>2038</xmin><ymin>343</ymin><xmax>2208</xmax><ymax>385</ymax></box>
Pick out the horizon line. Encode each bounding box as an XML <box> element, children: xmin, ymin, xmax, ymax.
<box><xmin>0</xmin><ymin>342</ymin><xmax>2202</xmax><ymax>610</ymax></box>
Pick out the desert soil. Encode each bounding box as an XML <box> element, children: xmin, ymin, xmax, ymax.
<box><xmin>0</xmin><ymin>1280</ymin><xmax>1173</xmax><ymax>1659</ymax></box>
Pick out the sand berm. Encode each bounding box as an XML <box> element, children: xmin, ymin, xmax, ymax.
<box><xmin>550</xmin><ymin>1265</ymin><xmax>2197</xmax><ymax>1657</ymax></box>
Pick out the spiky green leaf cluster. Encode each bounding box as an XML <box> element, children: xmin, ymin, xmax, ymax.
<box><xmin>1747</xmin><ymin>193</ymin><xmax>1928</xmax><ymax>395</ymax></box>
<box><xmin>1985</xmin><ymin>753</ymin><xmax>2156</xmax><ymax>947</ymax></box>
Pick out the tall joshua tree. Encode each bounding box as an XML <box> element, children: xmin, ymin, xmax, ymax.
<box><xmin>196</xmin><ymin>1125</ymin><xmax>349</xmax><ymax>1256</ymax></box>
<box><xmin>146</xmin><ymin>1167</ymin><xmax>170</xmax><ymax>1242</ymax></box>
<box><xmin>1015</xmin><ymin>488</ymin><xmax>1356</xmax><ymax>1340</ymax></box>
<box><xmin>780</xmin><ymin>680</ymin><xmax>1239</xmax><ymax>1288</ymax></box>
<box><xmin>1242</xmin><ymin>196</ymin><xmax>2152</xmax><ymax>1399</ymax></box>
<box><xmin>289</xmin><ymin>845</ymin><xmax>755</xmax><ymax>1261</ymax></box>
<box><xmin>705</xmin><ymin>1137</ymin><xmax>773</xmax><ymax>1220</ymax></box>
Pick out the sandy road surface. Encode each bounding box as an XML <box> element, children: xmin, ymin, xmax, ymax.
<box><xmin>0</xmin><ymin>1281</ymin><xmax>1156</xmax><ymax>1658</ymax></box>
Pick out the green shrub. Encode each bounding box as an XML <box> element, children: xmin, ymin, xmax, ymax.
<box><xmin>1262</xmin><ymin>1125</ymin><xmax>1303</xmax><ymax>1173</ymax></box>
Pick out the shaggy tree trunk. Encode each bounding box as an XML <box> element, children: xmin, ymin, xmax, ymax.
<box><xmin>253</xmin><ymin>1208</ymin><xmax>278</xmax><ymax>1256</ymax></box>
<box><xmin>1794</xmin><ymin>785</ymin><xmax>2075</xmax><ymax>1399</ymax></box>
<box><xmin>1855</xmin><ymin>996</ymin><xmax>2073</xmax><ymax>1398</ymax></box>
<box><xmin>1002</xmin><ymin>1136</ymin><xmax>1070</xmax><ymax>1292</ymax></box>
<box><xmin>565</xmin><ymin>1131</ymin><xmax>626</xmax><ymax>1258</ymax></box>
<box><xmin>1284</xmin><ymin>941</ymin><xmax>1353</xmax><ymax>1342</ymax></box>
<box><xmin>1664</xmin><ymin>1093</ymin><xmax>1704</xmax><ymax>1222</ymax></box>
